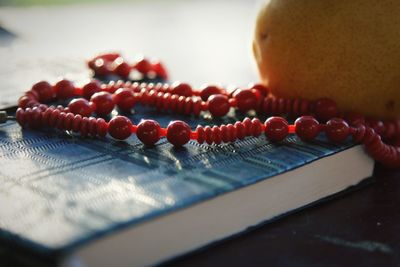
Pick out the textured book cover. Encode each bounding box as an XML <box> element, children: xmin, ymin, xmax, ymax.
<box><xmin>0</xmin><ymin>106</ymin><xmax>354</xmax><ymax>260</ymax></box>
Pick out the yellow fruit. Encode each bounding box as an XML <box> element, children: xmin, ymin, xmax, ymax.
<box><xmin>253</xmin><ymin>0</ymin><xmax>400</xmax><ymax>120</ymax></box>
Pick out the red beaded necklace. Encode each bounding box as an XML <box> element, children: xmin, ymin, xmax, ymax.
<box><xmin>14</xmin><ymin>53</ymin><xmax>400</xmax><ymax>169</ymax></box>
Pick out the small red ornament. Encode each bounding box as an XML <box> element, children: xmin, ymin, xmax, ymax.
<box><xmin>114</xmin><ymin>88</ymin><xmax>136</xmax><ymax>113</ymax></box>
<box><xmin>53</xmin><ymin>79</ymin><xmax>75</xmax><ymax>99</ymax></box>
<box><xmin>295</xmin><ymin>116</ymin><xmax>320</xmax><ymax>141</ymax></box>
<box><xmin>114</xmin><ymin>62</ymin><xmax>131</xmax><ymax>78</ymax></box>
<box><xmin>136</xmin><ymin>120</ymin><xmax>161</xmax><ymax>146</ymax></box>
<box><xmin>200</xmin><ymin>85</ymin><xmax>223</xmax><ymax>101</ymax></box>
<box><xmin>233</xmin><ymin>89</ymin><xmax>257</xmax><ymax>112</ymax></box>
<box><xmin>32</xmin><ymin>81</ymin><xmax>54</xmax><ymax>102</ymax></box>
<box><xmin>167</xmin><ymin>121</ymin><xmax>191</xmax><ymax>146</ymax></box>
<box><xmin>264</xmin><ymin>117</ymin><xmax>289</xmax><ymax>142</ymax></box>
<box><xmin>68</xmin><ymin>98</ymin><xmax>93</xmax><ymax>117</ymax></box>
<box><xmin>82</xmin><ymin>80</ymin><xmax>102</xmax><ymax>100</ymax></box>
<box><xmin>108</xmin><ymin>116</ymin><xmax>132</xmax><ymax>140</ymax></box>
<box><xmin>208</xmin><ymin>94</ymin><xmax>230</xmax><ymax>117</ymax></box>
<box><xmin>134</xmin><ymin>58</ymin><xmax>152</xmax><ymax>73</ymax></box>
<box><xmin>171</xmin><ymin>82</ymin><xmax>193</xmax><ymax>97</ymax></box>
<box><xmin>325</xmin><ymin>118</ymin><xmax>350</xmax><ymax>143</ymax></box>
<box><xmin>90</xmin><ymin>92</ymin><xmax>115</xmax><ymax>116</ymax></box>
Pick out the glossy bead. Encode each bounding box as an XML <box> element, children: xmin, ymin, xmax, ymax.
<box><xmin>90</xmin><ymin>92</ymin><xmax>115</xmax><ymax>116</ymax></box>
<box><xmin>264</xmin><ymin>117</ymin><xmax>289</xmax><ymax>142</ymax></box>
<box><xmin>30</xmin><ymin>107</ymin><xmax>43</xmax><ymax>129</ymax></box>
<box><xmin>208</xmin><ymin>94</ymin><xmax>230</xmax><ymax>117</ymax></box>
<box><xmin>233</xmin><ymin>89</ymin><xmax>257</xmax><ymax>112</ymax></box>
<box><xmin>152</xmin><ymin>61</ymin><xmax>168</xmax><ymax>79</ymax></box>
<box><xmin>137</xmin><ymin>120</ymin><xmax>161</xmax><ymax>146</ymax></box>
<box><xmin>171</xmin><ymin>82</ymin><xmax>193</xmax><ymax>97</ymax></box>
<box><xmin>96</xmin><ymin>118</ymin><xmax>108</xmax><ymax>137</ymax></box>
<box><xmin>249</xmin><ymin>83</ymin><xmax>269</xmax><ymax>97</ymax></box>
<box><xmin>93</xmin><ymin>58</ymin><xmax>110</xmax><ymax>76</ymax></box>
<box><xmin>31</xmin><ymin>81</ymin><xmax>54</xmax><ymax>102</ymax></box>
<box><xmin>325</xmin><ymin>118</ymin><xmax>350</xmax><ymax>143</ymax></box>
<box><xmin>367</xmin><ymin>119</ymin><xmax>385</xmax><ymax>135</ymax></box>
<box><xmin>134</xmin><ymin>58</ymin><xmax>152</xmax><ymax>73</ymax></box>
<box><xmin>108</xmin><ymin>116</ymin><xmax>132</xmax><ymax>140</ymax></box>
<box><xmin>114</xmin><ymin>88</ymin><xmax>136</xmax><ymax>112</ymax></box>
<box><xmin>82</xmin><ymin>80</ymin><xmax>102</xmax><ymax>100</ymax></box>
<box><xmin>295</xmin><ymin>116</ymin><xmax>320</xmax><ymax>141</ymax></box>
<box><xmin>53</xmin><ymin>79</ymin><xmax>75</xmax><ymax>99</ymax></box>
<box><xmin>98</xmin><ymin>53</ymin><xmax>120</xmax><ymax>61</ymax></box>
<box><xmin>314</xmin><ymin>98</ymin><xmax>338</xmax><ymax>122</ymax></box>
<box><xmin>200</xmin><ymin>85</ymin><xmax>223</xmax><ymax>101</ymax></box>
<box><xmin>166</xmin><ymin>120</ymin><xmax>191</xmax><ymax>146</ymax></box>
<box><xmin>68</xmin><ymin>98</ymin><xmax>93</xmax><ymax>117</ymax></box>
<box><xmin>18</xmin><ymin>95</ymin><xmax>35</xmax><ymax>109</ymax></box>
<box><xmin>16</xmin><ymin>108</ymin><xmax>26</xmax><ymax>126</ymax></box>
<box><xmin>114</xmin><ymin>62</ymin><xmax>131</xmax><ymax>78</ymax></box>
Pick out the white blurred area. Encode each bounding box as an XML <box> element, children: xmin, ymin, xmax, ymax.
<box><xmin>0</xmin><ymin>0</ymin><xmax>264</xmax><ymax>108</ymax></box>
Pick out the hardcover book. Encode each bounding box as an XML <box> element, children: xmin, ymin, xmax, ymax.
<box><xmin>0</xmin><ymin>105</ymin><xmax>374</xmax><ymax>267</ymax></box>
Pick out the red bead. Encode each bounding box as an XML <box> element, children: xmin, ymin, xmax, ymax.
<box><xmin>152</xmin><ymin>61</ymin><xmax>168</xmax><ymax>80</ymax></box>
<box><xmin>82</xmin><ymin>80</ymin><xmax>102</xmax><ymax>100</ymax></box>
<box><xmin>30</xmin><ymin>107</ymin><xmax>43</xmax><ymax>129</ymax></box>
<box><xmin>72</xmin><ymin>114</ymin><xmax>82</xmax><ymax>132</ymax></box>
<box><xmin>96</xmin><ymin>52</ymin><xmax>120</xmax><ymax>61</ymax></box>
<box><xmin>18</xmin><ymin>95</ymin><xmax>35</xmax><ymax>109</ymax></box>
<box><xmin>136</xmin><ymin>120</ymin><xmax>161</xmax><ymax>146</ymax></box>
<box><xmin>108</xmin><ymin>116</ymin><xmax>132</xmax><ymax>140</ymax></box>
<box><xmin>49</xmin><ymin>108</ymin><xmax>61</xmax><ymax>127</ymax></box>
<box><xmin>166</xmin><ymin>120</ymin><xmax>191</xmax><ymax>146</ymax></box>
<box><xmin>314</xmin><ymin>98</ymin><xmax>338</xmax><ymax>122</ymax></box>
<box><xmin>114</xmin><ymin>62</ymin><xmax>131</xmax><ymax>78</ymax></box>
<box><xmin>295</xmin><ymin>116</ymin><xmax>320</xmax><ymax>141</ymax></box>
<box><xmin>233</xmin><ymin>89</ymin><xmax>257</xmax><ymax>112</ymax></box>
<box><xmin>16</xmin><ymin>108</ymin><xmax>27</xmax><ymax>126</ymax></box>
<box><xmin>208</xmin><ymin>94</ymin><xmax>230</xmax><ymax>117</ymax></box>
<box><xmin>325</xmin><ymin>118</ymin><xmax>350</xmax><ymax>143</ymax></box>
<box><xmin>90</xmin><ymin>92</ymin><xmax>115</xmax><ymax>116</ymax></box>
<box><xmin>171</xmin><ymin>82</ymin><xmax>193</xmax><ymax>97</ymax></box>
<box><xmin>93</xmin><ymin>58</ymin><xmax>111</xmax><ymax>76</ymax></box>
<box><xmin>53</xmin><ymin>79</ymin><xmax>75</xmax><ymax>99</ymax></box>
<box><xmin>264</xmin><ymin>117</ymin><xmax>289</xmax><ymax>142</ymax></box>
<box><xmin>96</xmin><ymin>118</ymin><xmax>108</xmax><ymax>137</ymax></box>
<box><xmin>68</xmin><ymin>98</ymin><xmax>93</xmax><ymax>117</ymax></box>
<box><xmin>64</xmin><ymin>113</ymin><xmax>74</xmax><ymax>130</ymax></box>
<box><xmin>367</xmin><ymin>119</ymin><xmax>385</xmax><ymax>135</ymax></box>
<box><xmin>200</xmin><ymin>85</ymin><xmax>223</xmax><ymax>101</ymax></box>
<box><xmin>31</xmin><ymin>81</ymin><xmax>54</xmax><ymax>102</ymax></box>
<box><xmin>134</xmin><ymin>58</ymin><xmax>152</xmax><ymax>73</ymax></box>
<box><xmin>249</xmin><ymin>83</ymin><xmax>269</xmax><ymax>97</ymax></box>
<box><xmin>114</xmin><ymin>88</ymin><xmax>136</xmax><ymax>113</ymax></box>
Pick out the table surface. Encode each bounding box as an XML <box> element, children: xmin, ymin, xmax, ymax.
<box><xmin>1</xmin><ymin>1</ymin><xmax>399</xmax><ymax>266</ymax></box>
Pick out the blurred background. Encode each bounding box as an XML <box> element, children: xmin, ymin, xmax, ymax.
<box><xmin>0</xmin><ymin>0</ymin><xmax>262</xmax><ymax>109</ymax></box>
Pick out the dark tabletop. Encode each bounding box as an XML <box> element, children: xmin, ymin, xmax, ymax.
<box><xmin>163</xmin><ymin>164</ymin><xmax>400</xmax><ymax>267</ymax></box>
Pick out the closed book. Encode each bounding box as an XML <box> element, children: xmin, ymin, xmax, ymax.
<box><xmin>0</xmin><ymin>106</ymin><xmax>374</xmax><ymax>267</ymax></box>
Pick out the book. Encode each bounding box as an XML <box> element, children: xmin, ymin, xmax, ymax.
<box><xmin>0</xmin><ymin>105</ymin><xmax>374</xmax><ymax>267</ymax></box>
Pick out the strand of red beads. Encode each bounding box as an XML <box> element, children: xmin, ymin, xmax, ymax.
<box><xmin>16</xmin><ymin>78</ymin><xmax>400</xmax><ymax>168</ymax></box>
<box><xmin>87</xmin><ymin>52</ymin><xmax>168</xmax><ymax>80</ymax></box>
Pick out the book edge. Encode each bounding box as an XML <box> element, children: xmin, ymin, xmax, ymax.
<box><xmin>66</xmin><ymin>145</ymin><xmax>374</xmax><ymax>267</ymax></box>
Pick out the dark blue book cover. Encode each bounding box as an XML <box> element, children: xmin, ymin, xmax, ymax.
<box><xmin>0</xmin><ymin>106</ymin><xmax>369</xmax><ymax>265</ymax></box>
